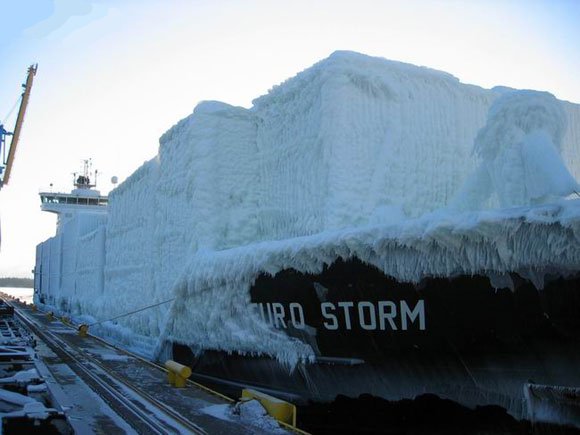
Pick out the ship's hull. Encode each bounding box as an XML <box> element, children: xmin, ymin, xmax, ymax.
<box><xmin>173</xmin><ymin>258</ymin><xmax>580</xmax><ymax>424</ymax></box>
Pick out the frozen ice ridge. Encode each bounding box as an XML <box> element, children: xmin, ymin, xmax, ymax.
<box><xmin>451</xmin><ymin>90</ymin><xmax>579</xmax><ymax>210</ymax></box>
<box><xmin>35</xmin><ymin>51</ymin><xmax>580</xmax><ymax>365</ymax></box>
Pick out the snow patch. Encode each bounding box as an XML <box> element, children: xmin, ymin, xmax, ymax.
<box><xmin>201</xmin><ymin>400</ymin><xmax>285</xmax><ymax>433</ymax></box>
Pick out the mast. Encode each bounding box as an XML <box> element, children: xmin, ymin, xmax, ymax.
<box><xmin>1</xmin><ymin>64</ymin><xmax>38</xmax><ymax>186</ymax></box>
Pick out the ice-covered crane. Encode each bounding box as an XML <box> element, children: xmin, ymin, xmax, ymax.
<box><xmin>0</xmin><ymin>64</ymin><xmax>38</xmax><ymax>187</ymax></box>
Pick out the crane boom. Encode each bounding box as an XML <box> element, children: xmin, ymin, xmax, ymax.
<box><xmin>1</xmin><ymin>64</ymin><xmax>37</xmax><ymax>186</ymax></box>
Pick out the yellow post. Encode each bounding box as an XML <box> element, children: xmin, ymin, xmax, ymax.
<box><xmin>78</xmin><ymin>324</ymin><xmax>89</xmax><ymax>337</ymax></box>
<box><xmin>242</xmin><ymin>388</ymin><xmax>297</xmax><ymax>427</ymax></box>
<box><xmin>61</xmin><ymin>316</ymin><xmax>70</xmax><ymax>325</ymax></box>
<box><xmin>164</xmin><ymin>360</ymin><xmax>192</xmax><ymax>388</ymax></box>
<box><xmin>174</xmin><ymin>374</ymin><xmax>187</xmax><ymax>388</ymax></box>
<box><xmin>46</xmin><ymin>312</ymin><xmax>54</xmax><ymax>321</ymax></box>
<box><xmin>31</xmin><ymin>305</ymin><xmax>37</xmax><ymax>312</ymax></box>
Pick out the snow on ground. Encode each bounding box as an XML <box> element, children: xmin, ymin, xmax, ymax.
<box><xmin>201</xmin><ymin>400</ymin><xmax>286</xmax><ymax>434</ymax></box>
<box><xmin>0</xmin><ymin>287</ymin><xmax>33</xmax><ymax>304</ymax></box>
<box><xmin>34</xmin><ymin>51</ymin><xmax>580</xmax><ymax>364</ymax></box>
<box><xmin>0</xmin><ymin>368</ymin><xmax>41</xmax><ymax>385</ymax></box>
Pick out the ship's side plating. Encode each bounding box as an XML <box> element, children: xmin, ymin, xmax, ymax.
<box><xmin>174</xmin><ymin>258</ymin><xmax>580</xmax><ymax>423</ymax></box>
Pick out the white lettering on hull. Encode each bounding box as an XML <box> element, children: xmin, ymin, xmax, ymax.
<box><xmin>253</xmin><ymin>300</ymin><xmax>426</xmax><ymax>331</ymax></box>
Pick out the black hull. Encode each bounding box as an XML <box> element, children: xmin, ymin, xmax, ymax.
<box><xmin>173</xmin><ymin>258</ymin><xmax>580</xmax><ymax>425</ymax></box>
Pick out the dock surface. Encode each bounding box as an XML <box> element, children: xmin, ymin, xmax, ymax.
<box><xmin>4</xmin><ymin>298</ymin><xmax>290</xmax><ymax>434</ymax></box>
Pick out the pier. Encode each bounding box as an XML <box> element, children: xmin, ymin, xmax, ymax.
<box><xmin>0</xmin><ymin>294</ymin><xmax>300</xmax><ymax>434</ymax></box>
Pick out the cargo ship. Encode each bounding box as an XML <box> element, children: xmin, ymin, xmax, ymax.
<box><xmin>33</xmin><ymin>52</ymin><xmax>580</xmax><ymax>428</ymax></box>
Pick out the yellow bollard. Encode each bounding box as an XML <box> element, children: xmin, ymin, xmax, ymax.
<box><xmin>241</xmin><ymin>388</ymin><xmax>297</xmax><ymax>427</ymax></box>
<box><xmin>61</xmin><ymin>316</ymin><xmax>70</xmax><ymax>325</ymax></box>
<box><xmin>78</xmin><ymin>324</ymin><xmax>89</xmax><ymax>337</ymax></box>
<box><xmin>46</xmin><ymin>312</ymin><xmax>54</xmax><ymax>321</ymax></box>
<box><xmin>164</xmin><ymin>360</ymin><xmax>192</xmax><ymax>388</ymax></box>
<box><xmin>31</xmin><ymin>305</ymin><xmax>37</xmax><ymax>312</ymax></box>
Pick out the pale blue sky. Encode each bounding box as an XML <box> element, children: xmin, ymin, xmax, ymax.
<box><xmin>0</xmin><ymin>0</ymin><xmax>579</xmax><ymax>277</ymax></box>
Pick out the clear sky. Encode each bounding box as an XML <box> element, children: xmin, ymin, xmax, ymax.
<box><xmin>0</xmin><ymin>0</ymin><xmax>579</xmax><ymax>277</ymax></box>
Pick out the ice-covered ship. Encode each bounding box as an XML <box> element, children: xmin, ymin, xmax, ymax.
<box><xmin>34</xmin><ymin>52</ymin><xmax>580</xmax><ymax>427</ymax></box>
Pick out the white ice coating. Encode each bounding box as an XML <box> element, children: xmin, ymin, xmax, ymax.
<box><xmin>450</xmin><ymin>90</ymin><xmax>579</xmax><ymax>210</ymax></box>
<box><xmin>34</xmin><ymin>51</ymin><xmax>580</xmax><ymax>364</ymax></box>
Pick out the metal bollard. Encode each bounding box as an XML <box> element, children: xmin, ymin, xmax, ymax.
<box><xmin>241</xmin><ymin>388</ymin><xmax>297</xmax><ymax>427</ymax></box>
<box><xmin>78</xmin><ymin>324</ymin><xmax>89</xmax><ymax>337</ymax></box>
<box><xmin>164</xmin><ymin>360</ymin><xmax>192</xmax><ymax>388</ymax></box>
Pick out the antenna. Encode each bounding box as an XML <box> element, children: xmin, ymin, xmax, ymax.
<box><xmin>74</xmin><ymin>158</ymin><xmax>96</xmax><ymax>189</ymax></box>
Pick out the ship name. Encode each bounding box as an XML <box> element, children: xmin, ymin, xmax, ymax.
<box><xmin>252</xmin><ymin>300</ymin><xmax>426</xmax><ymax>331</ymax></box>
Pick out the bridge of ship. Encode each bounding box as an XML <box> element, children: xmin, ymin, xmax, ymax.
<box><xmin>40</xmin><ymin>192</ymin><xmax>108</xmax><ymax>207</ymax></box>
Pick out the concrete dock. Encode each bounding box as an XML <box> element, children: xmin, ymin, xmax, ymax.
<box><xmin>2</xmin><ymin>297</ymin><xmax>296</xmax><ymax>434</ymax></box>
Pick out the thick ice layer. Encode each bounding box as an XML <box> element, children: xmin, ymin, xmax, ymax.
<box><xmin>451</xmin><ymin>91</ymin><xmax>579</xmax><ymax>210</ymax></box>
<box><xmin>253</xmin><ymin>51</ymin><xmax>499</xmax><ymax>231</ymax></box>
<box><xmin>160</xmin><ymin>200</ymin><xmax>580</xmax><ymax>363</ymax></box>
<box><xmin>35</xmin><ymin>212</ymin><xmax>106</xmax><ymax>312</ymax></box>
<box><xmin>34</xmin><ymin>51</ymin><xmax>580</xmax><ymax>363</ymax></box>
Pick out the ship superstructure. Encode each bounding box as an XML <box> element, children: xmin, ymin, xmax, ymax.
<box><xmin>39</xmin><ymin>160</ymin><xmax>108</xmax><ymax>234</ymax></box>
<box><xmin>35</xmin><ymin>159</ymin><xmax>108</xmax><ymax>310</ymax></box>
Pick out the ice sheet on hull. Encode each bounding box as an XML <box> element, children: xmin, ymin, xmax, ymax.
<box><xmin>104</xmin><ymin>159</ymin><xmax>166</xmax><ymax>338</ymax></box>
<box><xmin>161</xmin><ymin>199</ymin><xmax>580</xmax><ymax>365</ymax></box>
<box><xmin>34</xmin><ymin>213</ymin><xmax>106</xmax><ymax>311</ymax></box>
<box><xmin>156</xmin><ymin>101</ymin><xmax>259</xmax><ymax>295</ymax></box>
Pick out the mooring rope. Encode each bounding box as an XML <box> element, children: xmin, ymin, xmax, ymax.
<box><xmin>89</xmin><ymin>297</ymin><xmax>176</xmax><ymax>327</ymax></box>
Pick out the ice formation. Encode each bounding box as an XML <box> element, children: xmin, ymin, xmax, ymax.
<box><xmin>450</xmin><ymin>90</ymin><xmax>579</xmax><ymax>210</ymax></box>
<box><xmin>34</xmin><ymin>51</ymin><xmax>580</xmax><ymax>364</ymax></box>
<box><xmin>201</xmin><ymin>400</ymin><xmax>286</xmax><ymax>433</ymax></box>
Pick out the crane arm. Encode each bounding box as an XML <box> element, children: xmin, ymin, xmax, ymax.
<box><xmin>2</xmin><ymin>64</ymin><xmax>38</xmax><ymax>186</ymax></box>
